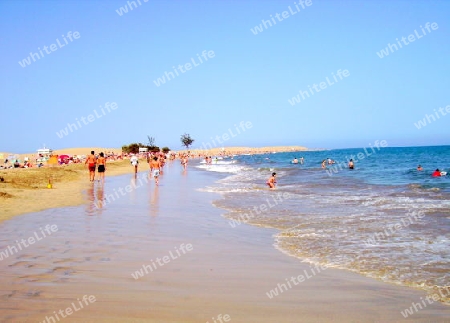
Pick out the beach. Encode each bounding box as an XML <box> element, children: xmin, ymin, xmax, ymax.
<box><xmin>0</xmin><ymin>146</ymin><xmax>306</xmax><ymax>222</ymax></box>
<box><xmin>0</xmin><ymin>155</ymin><xmax>449</xmax><ymax>322</ymax></box>
<box><xmin>0</xmin><ymin>158</ymin><xmax>131</xmax><ymax>222</ymax></box>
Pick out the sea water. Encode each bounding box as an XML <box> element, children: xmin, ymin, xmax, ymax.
<box><xmin>197</xmin><ymin>145</ymin><xmax>450</xmax><ymax>304</ymax></box>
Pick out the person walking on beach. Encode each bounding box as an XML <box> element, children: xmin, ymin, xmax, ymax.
<box><xmin>267</xmin><ymin>172</ymin><xmax>277</xmax><ymax>189</ymax></box>
<box><xmin>97</xmin><ymin>152</ymin><xmax>106</xmax><ymax>183</ymax></box>
<box><xmin>158</xmin><ymin>153</ymin><xmax>166</xmax><ymax>174</ymax></box>
<box><xmin>130</xmin><ymin>154</ymin><xmax>139</xmax><ymax>174</ymax></box>
<box><xmin>85</xmin><ymin>151</ymin><xmax>97</xmax><ymax>181</ymax></box>
<box><xmin>150</xmin><ymin>156</ymin><xmax>161</xmax><ymax>185</ymax></box>
<box><xmin>181</xmin><ymin>155</ymin><xmax>188</xmax><ymax>170</ymax></box>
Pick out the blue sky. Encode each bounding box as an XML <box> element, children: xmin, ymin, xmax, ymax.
<box><xmin>1</xmin><ymin>0</ymin><xmax>449</xmax><ymax>153</ymax></box>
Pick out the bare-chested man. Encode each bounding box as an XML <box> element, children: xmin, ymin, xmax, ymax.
<box><xmin>85</xmin><ymin>151</ymin><xmax>97</xmax><ymax>181</ymax></box>
<box><xmin>150</xmin><ymin>156</ymin><xmax>161</xmax><ymax>185</ymax></box>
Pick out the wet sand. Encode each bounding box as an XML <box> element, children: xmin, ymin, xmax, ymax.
<box><xmin>0</xmin><ymin>146</ymin><xmax>306</xmax><ymax>223</ymax></box>
<box><xmin>0</xmin><ymin>162</ymin><xmax>449</xmax><ymax>322</ymax></box>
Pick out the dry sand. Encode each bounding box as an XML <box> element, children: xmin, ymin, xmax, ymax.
<box><xmin>0</xmin><ymin>159</ymin><xmax>130</xmax><ymax>222</ymax></box>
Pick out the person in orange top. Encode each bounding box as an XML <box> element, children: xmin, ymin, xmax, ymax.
<box><xmin>85</xmin><ymin>151</ymin><xmax>97</xmax><ymax>182</ymax></box>
<box><xmin>96</xmin><ymin>152</ymin><xmax>106</xmax><ymax>183</ymax></box>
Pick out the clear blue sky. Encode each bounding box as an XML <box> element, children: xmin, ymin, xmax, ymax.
<box><xmin>1</xmin><ymin>0</ymin><xmax>449</xmax><ymax>153</ymax></box>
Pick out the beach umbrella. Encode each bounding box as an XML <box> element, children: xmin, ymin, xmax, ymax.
<box><xmin>59</xmin><ymin>155</ymin><xmax>70</xmax><ymax>164</ymax></box>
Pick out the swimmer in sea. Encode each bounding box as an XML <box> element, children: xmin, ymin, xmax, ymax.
<box><xmin>417</xmin><ymin>165</ymin><xmax>423</xmax><ymax>171</ymax></box>
<box><xmin>432</xmin><ymin>169</ymin><xmax>441</xmax><ymax>177</ymax></box>
<box><xmin>348</xmin><ymin>159</ymin><xmax>354</xmax><ymax>170</ymax></box>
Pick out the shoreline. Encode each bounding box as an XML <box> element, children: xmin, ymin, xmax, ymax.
<box><xmin>0</xmin><ymin>146</ymin><xmax>306</xmax><ymax>223</ymax></box>
<box><xmin>0</xmin><ymin>162</ymin><xmax>448</xmax><ymax>322</ymax></box>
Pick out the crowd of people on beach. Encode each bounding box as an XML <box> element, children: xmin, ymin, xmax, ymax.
<box><xmin>82</xmin><ymin>150</ymin><xmax>193</xmax><ymax>186</ymax></box>
<box><xmin>0</xmin><ymin>152</ymin><xmax>125</xmax><ymax>170</ymax></box>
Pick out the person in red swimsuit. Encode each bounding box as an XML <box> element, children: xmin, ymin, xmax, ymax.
<box><xmin>85</xmin><ymin>151</ymin><xmax>97</xmax><ymax>181</ymax></box>
<box><xmin>432</xmin><ymin>169</ymin><xmax>441</xmax><ymax>177</ymax></box>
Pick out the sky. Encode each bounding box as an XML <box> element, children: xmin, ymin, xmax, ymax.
<box><xmin>1</xmin><ymin>0</ymin><xmax>449</xmax><ymax>153</ymax></box>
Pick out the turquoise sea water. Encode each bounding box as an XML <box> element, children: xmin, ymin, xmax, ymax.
<box><xmin>197</xmin><ymin>145</ymin><xmax>450</xmax><ymax>304</ymax></box>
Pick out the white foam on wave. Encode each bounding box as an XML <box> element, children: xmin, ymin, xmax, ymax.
<box><xmin>195</xmin><ymin>163</ymin><xmax>244</xmax><ymax>174</ymax></box>
<box><xmin>197</xmin><ymin>186</ymin><xmax>260</xmax><ymax>194</ymax></box>
<box><xmin>199</xmin><ymin>160</ymin><xmax>236</xmax><ymax>165</ymax></box>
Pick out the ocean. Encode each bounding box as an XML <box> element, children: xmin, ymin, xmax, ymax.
<box><xmin>196</xmin><ymin>145</ymin><xmax>450</xmax><ymax>304</ymax></box>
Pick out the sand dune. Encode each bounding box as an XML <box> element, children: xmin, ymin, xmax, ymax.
<box><xmin>0</xmin><ymin>146</ymin><xmax>308</xmax><ymax>162</ymax></box>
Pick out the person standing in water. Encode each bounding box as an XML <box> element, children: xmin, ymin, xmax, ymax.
<box><xmin>96</xmin><ymin>152</ymin><xmax>106</xmax><ymax>183</ymax></box>
<box><xmin>348</xmin><ymin>159</ymin><xmax>354</xmax><ymax>170</ymax></box>
<box><xmin>266</xmin><ymin>172</ymin><xmax>277</xmax><ymax>189</ymax></box>
<box><xmin>85</xmin><ymin>151</ymin><xmax>97</xmax><ymax>182</ymax></box>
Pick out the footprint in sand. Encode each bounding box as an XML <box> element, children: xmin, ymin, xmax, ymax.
<box><xmin>17</xmin><ymin>275</ymin><xmax>45</xmax><ymax>283</ymax></box>
<box><xmin>49</xmin><ymin>266</ymin><xmax>75</xmax><ymax>276</ymax></box>
<box><xmin>2</xmin><ymin>290</ymin><xmax>18</xmax><ymax>299</ymax></box>
<box><xmin>25</xmin><ymin>290</ymin><xmax>42</xmax><ymax>297</ymax></box>
<box><xmin>8</xmin><ymin>261</ymin><xmax>32</xmax><ymax>268</ymax></box>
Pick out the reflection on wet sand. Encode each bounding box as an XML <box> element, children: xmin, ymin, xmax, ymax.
<box><xmin>149</xmin><ymin>185</ymin><xmax>159</xmax><ymax>216</ymax></box>
<box><xmin>85</xmin><ymin>183</ymin><xmax>104</xmax><ymax>216</ymax></box>
<box><xmin>96</xmin><ymin>183</ymin><xmax>104</xmax><ymax>210</ymax></box>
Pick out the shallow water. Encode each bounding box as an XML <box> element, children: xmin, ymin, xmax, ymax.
<box><xmin>197</xmin><ymin>146</ymin><xmax>450</xmax><ymax>304</ymax></box>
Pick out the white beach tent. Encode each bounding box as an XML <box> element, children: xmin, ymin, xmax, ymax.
<box><xmin>36</xmin><ymin>147</ymin><xmax>53</xmax><ymax>162</ymax></box>
<box><xmin>37</xmin><ymin>148</ymin><xmax>53</xmax><ymax>155</ymax></box>
<box><xmin>139</xmin><ymin>147</ymin><xmax>148</xmax><ymax>153</ymax></box>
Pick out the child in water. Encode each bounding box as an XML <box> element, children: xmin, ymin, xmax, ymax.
<box><xmin>267</xmin><ymin>172</ymin><xmax>277</xmax><ymax>189</ymax></box>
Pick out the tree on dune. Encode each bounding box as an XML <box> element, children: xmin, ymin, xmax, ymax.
<box><xmin>180</xmin><ymin>133</ymin><xmax>194</xmax><ymax>150</ymax></box>
<box><xmin>147</xmin><ymin>135</ymin><xmax>159</xmax><ymax>152</ymax></box>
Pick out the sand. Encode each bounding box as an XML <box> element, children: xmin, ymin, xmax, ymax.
<box><xmin>0</xmin><ymin>159</ymin><xmax>135</xmax><ymax>223</ymax></box>
<box><xmin>0</xmin><ymin>162</ymin><xmax>449</xmax><ymax>322</ymax></box>
<box><xmin>0</xmin><ymin>146</ymin><xmax>306</xmax><ymax>223</ymax></box>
